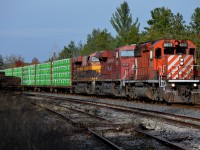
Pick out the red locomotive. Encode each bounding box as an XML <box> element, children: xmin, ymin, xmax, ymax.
<box><xmin>95</xmin><ymin>45</ymin><xmax>136</xmax><ymax>96</ymax></box>
<box><xmin>72</xmin><ymin>52</ymin><xmax>101</xmax><ymax>94</ymax></box>
<box><xmin>129</xmin><ymin>39</ymin><xmax>200</xmax><ymax>103</ymax></box>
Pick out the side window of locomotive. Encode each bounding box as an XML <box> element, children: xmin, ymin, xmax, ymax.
<box><xmin>189</xmin><ymin>48</ymin><xmax>195</xmax><ymax>55</ymax></box>
<box><xmin>120</xmin><ymin>50</ymin><xmax>134</xmax><ymax>57</ymax></box>
<box><xmin>176</xmin><ymin>47</ymin><xmax>186</xmax><ymax>54</ymax></box>
<box><xmin>91</xmin><ymin>56</ymin><xmax>99</xmax><ymax>62</ymax></box>
<box><xmin>155</xmin><ymin>48</ymin><xmax>161</xmax><ymax>59</ymax></box>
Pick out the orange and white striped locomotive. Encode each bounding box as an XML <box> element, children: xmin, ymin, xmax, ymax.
<box><xmin>123</xmin><ymin>39</ymin><xmax>200</xmax><ymax>103</ymax></box>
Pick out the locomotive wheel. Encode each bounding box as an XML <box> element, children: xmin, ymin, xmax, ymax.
<box><xmin>96</xmin><ymin>85</ymin><xmax>101</xmax><ymax>95</ymax></box>
<box><xmin>128</xmin><ymin>92</ymin><xmax>134</xmax><ymax>101</ymax></box>
<box><xmin>128</xmin><ymin>87</ymin><xmax>137</xmax><ymax>100</ymax></box>
<box><xmin>85</xmin><ymin>83</ymin><xmax>94</xmax><ymax>94</ymax></box>
<box><xmin>151</xmin><ymin>87</ymin><xmax>159</xmax><ymax>101</ymax></box>
<box><xmin>133</xmin><ymin>92</ymin><xmax>138</xmax><ymax>99</ymax></box>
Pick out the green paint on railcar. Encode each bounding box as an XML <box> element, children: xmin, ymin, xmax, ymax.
<box><xmin>36</xmin><ymin>62</ymin><xmax>51</xmax><ymax>86</ymax></box>
<box><xmin>13</xmin><ymin>67</ymin><xmax>23</xmax><ymax>78</ymax></box>
<box><xmin>4</xmin><ymin>68</ymin><xmax>13</xmax><ymax>76</ymax></box>
<box><xmin>51</xmin><ymin>58</ymin><xmax>71</xmax><ymax>87</ymax></box>
<box><xmin>22</xmin><ymin>65</ymin><xmax>36</xmax><ymax>85</ymax></box>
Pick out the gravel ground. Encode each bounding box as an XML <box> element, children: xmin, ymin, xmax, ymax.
<box><xmin>27</xmin><ymin>92</ymin><xmax>200</xmax><ymax>149</ymax></box>
<box><xmin>34</xmin><ymin>92</ymin><xmax>200</xmax><ymax>119</ymax></box>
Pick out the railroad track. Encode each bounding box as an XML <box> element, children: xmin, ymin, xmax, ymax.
<box><xmin>28</xmin><ymin>92</ymin><xmax>200</xmax><ymax>130</ymax></box>
<box><xmin>25</xmin><ymin>92</ymin><xmax>196</xmax><ymax>149</ymax></box>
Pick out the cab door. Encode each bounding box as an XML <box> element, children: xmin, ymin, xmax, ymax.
<box><xmin>154</xmin><ymin>48</ymin><xmax>163</xmax><ymax>79</ymax></box>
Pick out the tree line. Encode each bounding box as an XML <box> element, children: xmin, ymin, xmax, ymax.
<box><xmin>1</xmin><ymin>1</ymin><xmax>200</xmax><ymax>68</ymax></box>
<box><xmin>61</xmin><ymin>2</ymin><xmax>200</xmax><ymax>57</ymax></box>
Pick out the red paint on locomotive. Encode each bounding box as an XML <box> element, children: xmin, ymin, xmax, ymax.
<box><xmin>96</xmin><ymin>45</ymin><xmax>136</xmax><ymax>80</ymax></box>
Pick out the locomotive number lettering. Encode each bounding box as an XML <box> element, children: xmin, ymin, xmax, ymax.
<box><xmin>163</xmin><ymin>42</ymin><xmax>173</xmax><ymax>47</ymax></box>
<box><xmin>179</xmin><ymin>42</ymin><xmax>188</xmax><ymax>47</ymax></box>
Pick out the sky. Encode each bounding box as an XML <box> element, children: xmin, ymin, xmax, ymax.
<box><xmin>0</xmin><ymin>0</ymin><xmax>199</xmax><ymax>62</ymax></box>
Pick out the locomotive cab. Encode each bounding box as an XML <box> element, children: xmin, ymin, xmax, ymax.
<box><xmin>150</xmin><ymin>40</ymin><xmax>200</xmax><ymax>103</ymax></box>
<box><xmin>153</xmin><ymin>40</ymin><xmax>198</xmax><ymax>80</ymax></box>
<box><xmin>125</xmin><ymin>39</ymin><xmax>200</xmax><ymax>104</ymax></box>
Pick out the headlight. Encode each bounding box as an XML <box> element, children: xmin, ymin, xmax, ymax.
<box><xmin>193</xmin><ymin>83</ymin><xmax>197</xmax><ymax>87</ymax></box>
<box><xmin>180</xmin><ymin>62</ymin><xmax>184</xmax><ymax>66</ymax></box>
<box><xmin>171</xmin><ymin>83</ymin><xmax>175</xmax><ymax>87</ymax></box>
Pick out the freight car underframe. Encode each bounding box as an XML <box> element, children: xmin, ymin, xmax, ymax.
<box><xmin>22</xmin><ymin>85</ymin><xmax>71</xmax><ymax>93</ymax></box>
<box><xmin>125</xmin><ymin>79</ymin><xmax>200</xmax><ymax>104</ymax></box>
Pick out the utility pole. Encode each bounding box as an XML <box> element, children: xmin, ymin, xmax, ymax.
<box><xmin>0</xmin><ymin>55</ymin><xmax>3</xmax><ymax>70</ymax></box>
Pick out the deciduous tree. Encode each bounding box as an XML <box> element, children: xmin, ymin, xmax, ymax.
<box><xmin>4</xmin><ymin>55</ymin><xmax>24</xmax><ymax>68</ymax></box>
<box><xmin>32</xmin><ymin>57</ymin><xmax>39</xmax><ymax>64</ymax></box>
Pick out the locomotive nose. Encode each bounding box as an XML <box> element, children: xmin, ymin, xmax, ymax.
<box><xmin>168</xmin><ymin>55</ymin><xmax>193</xmax><ymax>80</ymax></box>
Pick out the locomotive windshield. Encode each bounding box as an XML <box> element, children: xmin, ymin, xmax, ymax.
<box><xmin>176</xmin><ymin>47</ymin><xmax>186</xmax><ymax>54</ymax></box>
<box><xmin>164</xmin><ymin>47</ymin><xmax>186</xmax><ymax>55</ymax></box>
<box><xmin>164</xmin><ymin>48</ymin><xmax>174</xmax><ymax>55</ymax></box>
<box><xmin>91</xmin><ymin>56</ymin><xmax>99</xmax><ymax>62</ymax></box>
<box><xmin>120</xmin><ymin>50</ymin><xmax>134</xmax><ymax>57</ymax></box>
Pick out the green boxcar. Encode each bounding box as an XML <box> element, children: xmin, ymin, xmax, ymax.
<box><xmin>13</xmin><ymin>67</ymin><xmax>23</xmax><ymax>78</ymax></box>
<box><xmin>4</xmin><ymin>68</ymin><xmax>13</xmax><ymax>76</ymax></box>
<box><xmin>5</xmin><ymin>58</ymin><xmax>72</xmax><ymax>88</ymax></box>
<box><xmin>52</xmin><ymin>58</ymin><xmax>71</xmax><ymax>86</ymax></box>
<box><xmin>22</xmin><ymin>65</ymin><xmax>36</xmax><ymax>85</ymax></box>
<box><xmin>36</xmin><ymin>62</ymin><xmax>51</xmax><ymax>86</ymax></box>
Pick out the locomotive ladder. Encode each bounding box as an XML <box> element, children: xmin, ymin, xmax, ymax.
<box><xmin>158</xmin><ymin>66</ymin><xmax>166</xmax><ymax>87</ymax></box>
<box><xmin>159</xmin><ymin>75</ymin><xmax>166</xmax><ymax>87</ymax></box>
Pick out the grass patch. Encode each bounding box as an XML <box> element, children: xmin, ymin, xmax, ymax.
<box><xmin>0</xmin><ymin>93</ymin><xmax>75</xmax><ymax>150</ymax></box>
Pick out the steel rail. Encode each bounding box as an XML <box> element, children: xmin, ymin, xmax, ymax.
<box><xmin>31</xmin><ymin>95</ymin><xmax>188</xmax><ymax>150</ymax></box>
<box><xmin>31</xmin><ymin>101</ymin><xmax>123</xmax><ymax>150</ymax></box>
<box><xmin>88</xmin><ymin>128</ymin><xmax>123</xmax><ymax>150</ymax></box>
<box><xmin>32</xmin><ymin>94</ymin><xmax>200</xmax><ymax>130</ymax></box>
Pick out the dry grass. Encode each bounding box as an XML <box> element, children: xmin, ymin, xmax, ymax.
<box><xmin>0</xmin><ymin>93</ymin><xmax>75</xmax><ymax>150</ymax></box>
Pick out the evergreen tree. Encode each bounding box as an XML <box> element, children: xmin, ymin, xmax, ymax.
<box><xmin>81</xmin><ymin>29</ymin><xmax>115</xmax><ymax>56</ymax></box>
<box><xmin>0</xmin><ymin>55</ymin><xmax>3</xmax><ymax>69</ymax></box>
<box><xmin>110</xmin><ymin>1</ymin><xmax>139</xmax><ymax>45</ymax></box>
<box><xmin>143</xmin><ymin>7</ymin><xmax>173</xmax><ymax>41</ymax></box>
<box><xmin>190</xmin><ymin>7</ymin><xmax>200</xmax><ymax>34</ymax></box>
<box><xmin>189</xmin><ymin>7</ymin><xmax>200</xmax><ymax>51</ymax></box>
<box><xmin>110</xmin><ymin>1</ymin><xmax>132</xmax><ymax>38</ymax></box>
<box><xmin>171</xmin><ymin>13</ymin><xmax>187</xmax><ymax>39</ymax></box>
<box><xmin>58</xmin><ymin>46</ymin><xmax>71</xmax><ymax>59</ymax></box>
<box><xmin>58</xmin><ymin>41</ymin><xmax>78</xmax><ymax>59</ymax></box>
